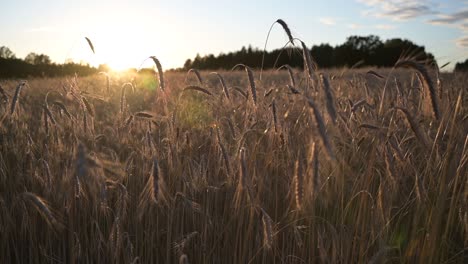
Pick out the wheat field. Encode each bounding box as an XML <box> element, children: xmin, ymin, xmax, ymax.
<box><xmin>0</xmin><ymin>43</ymin><xmax>467</xmax><ymax>263</ymax></box>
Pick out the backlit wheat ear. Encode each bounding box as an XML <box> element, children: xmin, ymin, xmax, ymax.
<box><xmin>310</xmin><ymin>141</ymin><xmax>319</xmax><ymax>200</ymax></box>
<box><xmin>394</xmin><ymin>60</ymin><xmax>440</xmax><ymax>120</ymax></box>
<box><xmin>10</xmin><ymin>81</ymin><xmax>26</xmax><ymax>115</ymax></box>
<box><xmin>210</xmin><ymin>72</ymin><xmax>231</xmax><ymax>100</ymax></box>
<box><xmin>246</xmin><ymin>67</ymin><xmax>257</xmax><ymax>105</ymax></box>
<box><xmin>44</xmin><ymin>104</ymin><xmax>56</xmax><ymax>125</ymax></box>
<box><xmin>232</xmin><ymin>86</ymin><xmax>248</xmax><ymax>99</ymax></box>
<box><xmin>183</xmin><ymin>86</ymin><xmax>213</xmax><ymax>96</ymax></box>
<box><xmin>150</xmin><ymin>56</ymin><xmax>165</xmax><ymax>91</ymax></box>
<box><xmin>120</xmin><ymin>83</ymin><xmax>132</xmax><ymax>117</ymax></box>
<box><xmin>216</xmin><ymin>129</ymin><xmax>232</xmax><ymax>177</ymax></box>
<box><xmin>294</xmin><ymin>158</ymin><xmax>304</xmax><ymax>210</ymax></box>
<box><xmin>22</xmin><ymin>192</ymin><xmax>61</xmax><ymax>229</ymax></box>
<box><xmin>43</xmin><ymin>106</ymin><xmax>49</xmax><ymax>135</ymax></box>
<box><xmin>134</xmin><ymin>111</ymin><xmax>155</xmax><ymax>119</ymax></box>
<box><xmin>305</xmin><ymin>97</ymin><xmax>335</xmax><ymax>160</ymax></box>
<box><xmin>301</xmin><ymin>41</ymin><xmax>317</xmax><ymax>82</ymax></box>
<box><xmin>367</xmin><ymin>70</ymin><xmax>385</xmax><ymax>79</ymax></box>
<box><xmin>238</xmin><ymin>147</ymin><xmax>254</xmax><ymax>202</ymax></box>
<box><xmin>319</xmin><ymin>73</ymin><xmax>337</xmax><ymax>124</ymax></box>
<box><xmin>151</xmin><ymin>159</ymin><xmax>159</xmax><ymax>204</ymax></box>
<box><xmin>275</xmin><ymin>19</ymin><xmax>295</xmax><ymax>45</ymax></box>
<box><xmin>52</xmin><ymin>101</ymin><xmax>73</xmax><ymax>120</ymax></box>
<box><xmin>81</xmin><ymin>97</ymin><xmax>94</xmax><ymax>117</ymax></box>
<box><xmin>288</xmin><ymin>84</ymin><xmax>301</xmax><ymax>94</ymax></box>
<box><xmin>124</xmin><ymin>115</ymin><xmax>134</xmax><ymax>128</ymax></box>
<box><xmin>260</xmin><ymin>208</ymin><xmax>274</xmax><ymax>250</ymax></box>
<box><xmin>85</xmin><ymin>37</ymin><xmax>95</xmax><ymax>54</ymax></box>
<box><xmin>41</xmin><ymin>159</ymin><xmax>52</xmax><ymax>191</ymax></box>
<box><xmin>187</xmin><ymin>68</ymin><xmax>203</xmax><ymax>85</ymax></box>
<box><xmin>261</xmin><ymin>19</ymin><xmax>295</xmax><ymax>80</ymax></box>
<box><xmin>271</xmin><ymin>99</ymin><xmax>278</xmax><ymax>133</ymax></box>
<box><xmin>395</xmin><ymin>107</ymin><xmax>431</xmax><ymax>149</ymax></box>
<box><xmin>232</xmin><ymin>64</ymin><xmax>257</xmax><ymax>105</ymax></box>
<box><xmin>278</xmin><ymin>64</ymin><xmax>296</xmax><ymax>87</ymax></box>
<box><xmin>83</xmin><ymin>110</ymin><xmax>88</xmax><ymax>133</ymax></box>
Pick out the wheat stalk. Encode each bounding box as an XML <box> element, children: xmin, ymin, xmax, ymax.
<box><xmin>150</xmin><ymin>56</ymin><xmax>165</xmax><ymax>91</ymax></box>
<box><xmin>270</xmin><ymin>100</ymin><xmax>278</xmax><ymax>133</ymax></box>
<box><xmin>278</xmin><ymin>64</ymin><xmax>296</xmax><ymax>87</ymax></box>
<box><xmin>301</xmin><ymin>41</ymin><xmax>317</xmax><ymax>82</ymax></box>
<box><xmin>217</xmin><ymin>129</ymin><xmax>232</xmax><ymax>177</ymax></box>
<box><xmin>395</xmin><ymin>107</ymin><xmax>431</xmax><ymax>149</ymax></box>
<box><xmin>319</xmin><ymin>73</ymin><xmax>337</xmax><ymax>124</ymax></box>
<box><xmin>395</xmin><ymin>60</ymin><xmax>440</xmax><ymax>120</ymax></box>
<box><xmin>187</xmin><ymin>68</ymin><xmax>203</xmax><ymax>85</ymax></box>
<box><xmin>183</xmin><ymin>85</ymin><xmax>213</xmax><ymax>96</ymax></box>
<box><xmin>260</xmin><ymin>208</ymin><xmax>274</xmax><ymax>250</ymax></box>
<box><xmin>211</xmin><ymin>72</ymin><xmax>231</xmax><ymax>100</ymax></box>
<box><xmin>305</xmin><ymin>96</ymin><xmax>335</xmax><ymax>160</ymax></box>
<box><xmin>150</xmin><ymin>159</ymin><xmax>159</xmax><ymax>204</ymax></box>
<box><xmin>260</xmin><ymin>19</ymin><xmax>295</xmax><ymax>80</ymax></box>
<box><xmin>294</xmin><ymin>158</ymin><xmax>304</xmax><ymax>210</ymax></box>
<box><xmin>22</xmin><ymin>192</ymin><xmax>61</xmax><ymax>229</ymax></box>
<box><xmin>10</xmin><ymin>81</ymin><xmax>26</xmax><ymax>115</ymax></box>
<box><xmin>233</xmin><ymin>64</ymin><xmax>257</xmax><ymax>106</ymax></box>
<box><xmin>310</xmin><ymin>141</ymin><xmax>319</xmax><ymax>200</ymax></box>
<box><xmin>85</xmin><ymin>37</ymin><xmax>95</xmax><ymax>53</ymax></box>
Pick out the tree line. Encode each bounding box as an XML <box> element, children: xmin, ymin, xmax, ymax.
<box><xmin>0</xmin><ymin>46</ymin><xmax>98</xmax><ymax>78</ymax></box>
<box><xmin>2</xmin><ymin>35</ymin><xmax>468</xmax><ymax>78</ymax></box>
<box><xmin>455</xmin><ymin>59</ymin><xmax>468</xmax><ymax>71</ymax></box>
<box><xmin>183</xmin><ymin>35</ymin><xmax>440</xmax><ymax>70</ymax></box>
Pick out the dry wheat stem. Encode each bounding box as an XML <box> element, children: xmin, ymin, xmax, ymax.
<box><xmin>306</xmin><ymin>97</ymin><xmax>335</xmax><ymax>160</ymax></box>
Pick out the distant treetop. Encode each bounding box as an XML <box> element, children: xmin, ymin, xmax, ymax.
<box><xmin>183</xmin><ymin>35</ymin><xmax>435</xmax><ymax>71</ymax></box>
<box><xmin>454</xmin><ymin>59</ymin><xmax>468</xmax><ymax>71</ymax></box>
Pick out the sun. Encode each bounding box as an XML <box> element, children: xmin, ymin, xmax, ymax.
<box><xmin>93</xmin><ymin>33</ymin><xmax>140</xmax><ymax>71</ymax></box>
<box><xmin>104</xmin><ymin>57</ymin><xmax>135</xmax><ymax>72</ymax></box>
<box><xmin>78</xmin><ymin>24</ymin><xmax>155</xmax><ymax>72</ymax></box>
<box><xmin>73</xmin><ymin>18</ymin><xmax>178</xmax><ymax>72</ymax></box>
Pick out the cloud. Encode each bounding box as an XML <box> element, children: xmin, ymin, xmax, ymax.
<box><xmin>428</xmin><ymin>9</ymin><xmax>468</xmax><ymax>48</ymax></box>
<box><xmin>374</xmin><ymin>24</ymin><xmax>396</xmax><ymax>30</ymax></box>
<box><xmin>358</xmin><ymin>0</ymin><xmax>468</xmax><ymax>49</ymax></box>
<box><xmin>429</xmin><ymin>10</ymin><xmax>468</xmax><ymax>34</ymax></box>
<box><xmin>347</xmin><ymin>23</ymin><xmax>362</xmax><ymax>29</ymax></box>
<box><xmin>429</xmin><ymin>10</ymin><xmax>468</xmax><ymax>25</ymax></box>
<box><xmin>461</xmin><ymin>23</ymin><xmax>468</xmax><ymax>31</ymax></box>
<box><xmin>358</xmin><ymin>0</ymin><xmax>436</xmax><ymax>20</ymax></box>
<box><xmin>456</xmin><ymin>36</ymin><xmax>468</xmax><ymax>47</ymax></box>
<box><xmin>319</xmin><ymin>17</ymin><xmax>337</xmax><ymax>26</ymax></box>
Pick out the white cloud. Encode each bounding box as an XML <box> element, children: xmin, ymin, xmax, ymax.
<box><xmin>374</xmin><ymin>24</ymin><xmax>396</xmax><ymax>30</ymax></box>
<box><xmin>319</xmin><ymin>17</ymin><xmax>337</xmax><ymax>26</ymax></box>
<box><xmin>357</xmin><ymin>0</ymin><xmax>468</xmax><ymax>48</ymax></box>
<box><xmin>347</xmin><ymin>23</ymin><xmax>362</xmax><ymax>29</ymax></box>
<box><xmin>430</xmin><ymin>10</ymin><xmax>468</xmax><ymax>24</ymax></box>
<box><xmin>357</xmin><ymin>0</ymin><xmax>436</xmax><ymax>20</ymax></box>
<box><xmin>456</xmin><ymin>36</ymin><xmax>468</xmax><ymax>47</ymax></box>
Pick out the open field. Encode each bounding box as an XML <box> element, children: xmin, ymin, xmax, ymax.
<box><xmin>0</xmin><ymin>66</ymin><xmax>467</xmax><ymax>263</ymax></box>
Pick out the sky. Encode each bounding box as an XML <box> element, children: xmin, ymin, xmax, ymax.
<box><xmin>0</xmin><ymin>0</ymin><xmax>467</xmax><ymax>70</ymax></box>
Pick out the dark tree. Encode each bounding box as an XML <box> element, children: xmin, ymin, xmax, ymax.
<box><xmin>0</xmin><ymin>46</ymin><xmax>16</xmax><ymax>59</ymax></box>
<box><xmin>311</xmin><ymin>44</ymin><xmax>334</xmax><ymax>68</ymax></box>
<box><xmin>455</xmin><ymin>59</ymin><xmax>468</xmax><ymax>71</ymax></box>
<box><xmin>25</xmin><ymin>53</ymin><xmax>52</xmax><ymax>65</ymax></box>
